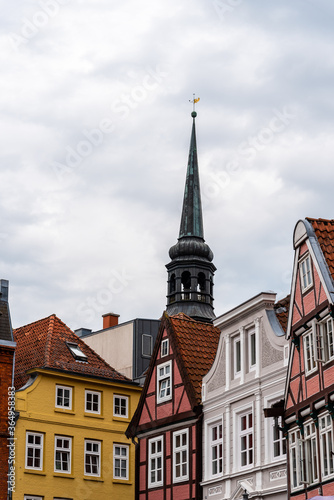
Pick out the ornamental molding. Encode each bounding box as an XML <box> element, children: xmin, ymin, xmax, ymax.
<box><xmin>208</xmin><ymin>486</ymin><xmax>223</xmax><ymax>496</ymax></box>
<box><xmin>270</xmin><ymin>468</ymin><xmax>287</xmax><ymax>481</ymax></box>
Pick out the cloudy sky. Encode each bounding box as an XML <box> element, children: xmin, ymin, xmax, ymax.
<box><xmin>1</xmin><ymin>0</ymin><xmax>334</xmax><ymax>332</ymax></box>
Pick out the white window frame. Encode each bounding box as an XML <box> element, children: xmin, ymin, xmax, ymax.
<box><xmin>233</xmin><ymin>336</ymin><xmax>241</xmax><ymax>377</ymax></box>
<box><xmin>239</xmin><ymin>411</ymin><xmax>253</xmax><ymax>469</ymax></box>
<box><xmin>303</xmin><ymin>329</ymin><xmax>317</xmax><ymax>375</ymax></box>
<box><xmin>85</xmin><ymin>390</ymin><xmax>101</xmax><ymax>414</ymax></box>
<box><xmin>55</xmin><ymin>385</ymin><xmax>72</xmax><ymax>410</ymax></box>
<box><xmin>208</xmin><ymin>420</ymin><xmax>223</xmax><ymax>478</ymax></box>
<box><xmin>24</xmin><ymin>497</ymin><xmax>43</xmax><ymax>500</ymax></box>
<box><xmin>25</xmin><ymin>431</ymin><xmax>44</xmax><ymax>470</ymax></box>
<box><xmin>319</xmin><ymin>412</ymin><xmax>334</xmax><ymax>479</ymax></box>
<box><xmin>84</xmin><ymin>439</ymin><xmax>101</xmax><ymax>477</ymax></box>
<box><xmin>142</xmin><ymin>334</ymin><xmax>153</xmax><ymax>357</ymax></box>
<box><xmin>300</xmin><ymin>254</ymin><xmax>313</xmax><ymax>292</ymax></box>
<box><xmin>319</xmin><ymin>317</ymin><xmax>334</xmax><ymax>363</ymax></box>
<box><xmin>54</xmin><ymin>436</ymin><xmax>72</xmax><ymax>474</ymax></box>
<box><xmin>303</xmin><ymin>420</ymin><xmax>319</xmax><ymax>485</ymax></box>
<box><xmin>157</xmin><ymin>361</ymin><xmax>172</xmax><ymax>404</ymax></box>
<box><xmin>248</xmin><ymin>330</ymin><xmax>256</xmax><ymax>370</ymax></box>
<box><xmin>161</xmin><ymin>338</ymin><xmax>169</xmax><ymax>357</ymax></box>
<box><xmin>148</xmin><ymin>436</ymin><xmax>164</xmax><ymax>488</ymax></box>
<box><xmin>289</xmin><ymin>428</ymin><xmax>304</xmax><ymax>490</ymax></box>
<box><xmin>113</xmin><ymin>444</ymin><xmax>129</xmax><ymax>480</ymax></box>
<box><xmin>113</xmin><ymin>395</ymin><xmax>129</xmax><ymax>418</ymax></box>
<box><xmin>173</xmin><ymin>429</ymin><xmax>189</xmax><ymax>483</ymax></box>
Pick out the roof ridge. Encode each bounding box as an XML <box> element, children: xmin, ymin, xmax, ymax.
<box><xmin>45</xmin><ymin>314</ymin><xmax>56</xmax><ymax>367</ymax></box>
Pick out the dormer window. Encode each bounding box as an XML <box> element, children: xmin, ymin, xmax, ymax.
<box><xmin>66</xmin><ymin>342</ymin><xmax>88</xmax><ymax>362</ymax></box>
<box><xmin>300</xmin><ymin>254</ymin><xmax>313</xmax><ymax>292</ymax></box>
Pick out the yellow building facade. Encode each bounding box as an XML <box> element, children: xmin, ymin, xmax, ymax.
<box><xmin>14</xmin><ymin>368</ymin><xmax>141</xmax><ymax>500</ymax></box>
<box><xmin>12</xmin><ymin>314</ymin><xmax>142</xmax><ymax>500</ymax></box>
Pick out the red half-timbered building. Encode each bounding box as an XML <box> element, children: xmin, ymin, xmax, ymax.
<box><xmin>126</xmin><ymin>311</ymin><xmax>220</xmax><ymax>500</ymax></box>
<box><xmin>284</xmin><ymin>218</ymin><xmax>334</xmax><ymax>499</ymax></box>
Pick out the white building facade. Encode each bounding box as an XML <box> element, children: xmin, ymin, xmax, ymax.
<box><xmin>201</xmin><ymin>292</ymin><xmax>289</xmax><ymax>500</ymax></box>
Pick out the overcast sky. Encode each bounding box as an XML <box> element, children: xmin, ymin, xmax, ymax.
<box><xmin>1</xmin><ymin>0</ymin><xmax>334</xmax><ymax>332</ymax></box>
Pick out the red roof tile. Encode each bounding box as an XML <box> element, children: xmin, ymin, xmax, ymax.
<box><xmin>306</xmin><ymin>218</ymin><xmax>334</xmax><ymax>281</ymax></box>
<box><xmin>274</xmin><ymin>294</ymin><xmax>290</xmax><ymax>333</ymax></box>
<box><xmin>127</xmin><ymin>312</ymin><xmax>220</xmax><ymax>437</ymax></box>
<box><xmin>169</xmin><ymin>313</ymin><xmax>221</xmax><ymax>405</ymax></box>
<box><xmin>14</xmin><ymin>314</ymin><xmax>130</xmax><ymax>389</ymax></box>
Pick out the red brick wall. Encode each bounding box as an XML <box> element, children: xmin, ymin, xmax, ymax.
<box><xmin>0</xmin><ymin>346</ymin><xmax>15</xmax><ymax>500</ymax></box>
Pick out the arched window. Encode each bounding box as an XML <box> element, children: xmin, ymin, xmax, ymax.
<box><xmin>169</xmin><ymin>274</ymin><xmax>176</xmax><ymax>303</ymax></box>
<box><xmin>197</xmin><ymin>272</ymin><xmax>206</xmax><ymax>301</ymax></box>
<box><xmin>181</xmin><ymin>271</ymin><xmax>191</xmax><ymax>300</ymax></box>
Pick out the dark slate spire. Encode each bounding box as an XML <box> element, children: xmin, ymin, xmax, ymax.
<box><xmin>179</xmin><ymin>111</ymin><xmax>204</xmax><ymax>239</ymax></box>
<box><xmin>166</xmin><ymin>111</ymin><xmax>216</xmax><ymax>323</ymax></box>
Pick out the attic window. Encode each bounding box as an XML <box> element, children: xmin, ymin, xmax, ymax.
<box><xmin>299</xmin><ymin>254</ymin><xmax>313</xmax><ymax>292</ymax></box>
<box><xmin>66</xmin><ymin>342</ymin><xmax>88</xmax><ymax>362</ymax></box>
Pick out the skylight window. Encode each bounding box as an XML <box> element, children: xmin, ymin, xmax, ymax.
<box><xmin>66</xmin><ymin>342</ymin><xmax>88</xmax><ymax>362</ymax></box>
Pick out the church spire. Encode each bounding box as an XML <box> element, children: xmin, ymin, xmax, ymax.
<box><xmin>179</xmin><ymin>111</ymin><xmax>204</xmax><ymax>239</ymax></box>
<box><xmin>166</xmin><ymin>109</ymin><xmax>216</xmax><ymax>323</ymax></box>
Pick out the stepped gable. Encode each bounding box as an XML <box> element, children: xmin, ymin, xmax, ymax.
<box><xmin>306</xmin><ymin>217</ymin><xmax>334</xmax><ymax>279</ymax></box>
<box><xmin>169</xmin><ymin>312</ymin><xmax>220</xmax><ymax>404</ymax></box>
<box><xmin>14</xmin><ymin>314</ymin><xmax>130</xmax><ymax>389</ymax></box>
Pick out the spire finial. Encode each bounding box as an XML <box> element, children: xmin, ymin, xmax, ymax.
<box><xmin>189</xmin><ymin>93</ymin><xmax>200</xmax><ymax>117</ymax></box>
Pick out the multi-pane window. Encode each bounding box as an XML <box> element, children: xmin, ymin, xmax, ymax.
<box><xmin>55</xmin><ymin>436</ymin><xmax>72</xmax><ymax>473</ymax></box>
<box><xmin>272</xmin><ymin>417</ymin><xmax>286</xmax><ymax>459</ymax></box>
<box><xmin>84</xmin><ymin>440</ymin><xmax>101</xmax><ymax>476</ymax></box>
<box><xmin>304</xmin><ymin>421</ymin><xmax>318</xmax><ymax>484</ymax></box>
<box><xmin>300</xmin><ymin>255</ymin><xmax>312</xmax><ymax>291</ymax></box>
<box><xmin>113</xmin><ymin>395</ymin><xmax>128</xmax><ymax>418</ymax></box>
<box><xmin>303</xmin><ymin>330</ymin><xmax>316</xmax><ymax>374</ymax></box>
<box><xmin>319</xmin><ymin>318</ymin><xmax>334</xmax><ymax>362</ymax></box>
<box><xmin>148</xmin><ymin>436</ymin><xmax>163</xmax><ymax>488</ymax></box>
<box><xmin>239</xmin><ymin>412</ymin><xmax>253</xmax><ymax>467</ymax></box>
<box><xmin>161</xmin><ymin>338</ymin><xmax>169</xmax><ymax>357</ymax></box>
<box><xmin>289</xmin><ymin>428</ymin><xmax>304</xmax><ymax>490</ymax></box>
<box><xmin>210</xmin><ymin>422</ymin><xmax>223</xmax><ymax>476</ymax></box>
<box><xmin>85</xmin><ymin>390</ymin><xmax>101</xmax><ymax>414</ymax></box>
<box><xmin>113</xmin><ymin>444</ymin><xmax>129</xmax><ymax>480</ymax></box>
<box><xmin>234</xmin><ymin>337</ymin><xmax>241</xmax><ymax>376</ymax></box>
<box><xmin>319</xmin><ymin>413</ymin><xmax>334</xmax><ymax>478</ymax></box>
<box><xmin>173</xmin><ymin>429</ymin><xmax>188</xmax><ymax>482</ymax></box>
<box><xmin>249</xmin><ymin>331</ymin><xmax>256</xmax><ymax>368</ymax></box>
<box><xmin>157</xmin><ymin>361</ymin><xmax>172</xmax><ymax>403</ymax></box>
<box><xmin>26</xmin><ymin>432</ymin><xmax>43</xmax><ymax>470</ymax></box>
<box><xmin>55</xmin><ymin>385</ymin><xmax>72</xmax><ymax>409</ymax></box>
<box><xmin>24</xmin><ymin>497</ymin><xmax>43</xmax><ymax>500</ymax></box>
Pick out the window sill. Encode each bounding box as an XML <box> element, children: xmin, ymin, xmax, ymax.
<box><xmin>84</xmin><ymin>476</ymin><xmax>104</xmax><ymax>482</ymax></box>
<box><xmin>113</xmin><ymin>415</ymin><xmax>130</xmax><ymax>422</ymax></box>
<box><xmin>24</xmin><ymin>470</ymin><xmax>46</xmax><ymax>476</ymax></box>
<box><xmin>54</xmin><ymin>408</ymin><xmax>75</xmax><ymax>415</ymax></box>
<box><xmin>53</xmin><ymin>473</ymin><xmax>74</xmax><ymax>479</ymax></box>
<box><xmin>84</xmin><ymin>413</ymin><xmax>104</xmax><ymax>419</ymax></box>
<box><xmin>112</xmin><ymin>479</ymin><xmax>132</xmax><ymax>485</ymax></box>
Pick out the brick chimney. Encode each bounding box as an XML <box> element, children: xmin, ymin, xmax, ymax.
<box><xmin>102</xmin><ymin>313</ymin><xmax>120</xmax><ymax>329</ymax></box>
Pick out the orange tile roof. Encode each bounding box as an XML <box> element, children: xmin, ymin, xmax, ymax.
<box><xmin>127</xmin><ymin>312</ymin><xmax>220</xmax><ymax>437</ymax></box>
<box><xmin>169</xmin><ymin>313</ymin><xmax>221</xmax><ymax>405</ymax></box>
<box><xmin>306</xmin><ymin>218</ymin><xmax>334</xmax><ymax>280</ymax></box>
<box><xmin>274</xmin><ymin>294</ymin><xmax>290</xmax><ymax>333</ymax></box>
<box><xmin>14</xmin><ymin>314</ymin><xmax>130</xmax><ymax>389</ymax></box>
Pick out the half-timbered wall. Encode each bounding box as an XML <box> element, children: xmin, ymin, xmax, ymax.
<box><xmin>285</xmin><ymin>223</ymin><xmax>334</xmax><ymax>498</ymax></box>
<box><xmin>136</xmin><ymin>327</ymin><xmax>200</xmax><ymax>500</ymax></box>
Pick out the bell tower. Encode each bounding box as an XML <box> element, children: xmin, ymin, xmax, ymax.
<box><xmin>166</xmin><ymin>109</ymin><xmax>216</xmax><ymax>323</ymax></box>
